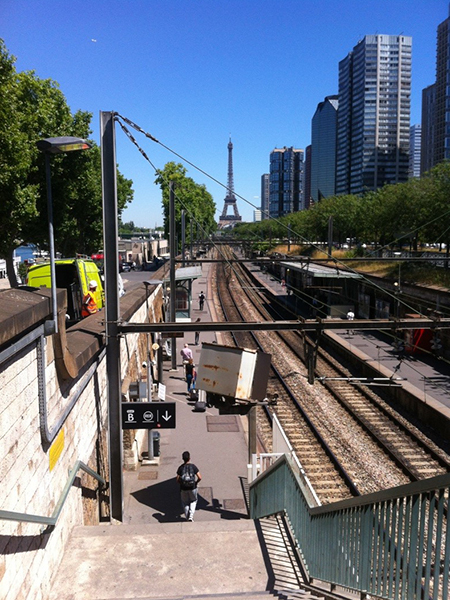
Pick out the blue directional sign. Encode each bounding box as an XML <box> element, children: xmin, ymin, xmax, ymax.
<box><xmin>121</xmin><ymin>402</ymin><xmax>176</xmax><ymax>429</ymax></box>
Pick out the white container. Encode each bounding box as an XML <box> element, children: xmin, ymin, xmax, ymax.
<box><xmin>197</xmin><ymin>343</ymin><xmax>270</xmax><ymax>401</ymax></box>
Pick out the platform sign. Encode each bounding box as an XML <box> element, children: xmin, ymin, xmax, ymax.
<box><xmin>121</xmin><ymin>402</ymin><xmax>176</xmax><ymax>429</ymax></box>
<box><xmin>158</xmin><ymin>383</ymin><xmax>166</xmax><ymax>401</ymax></box>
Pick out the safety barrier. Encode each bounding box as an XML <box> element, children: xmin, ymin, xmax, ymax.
<box><xmin>250</xmin><ymin>454</ymin><xmax>450</xmax><ymax>600</ymax></box>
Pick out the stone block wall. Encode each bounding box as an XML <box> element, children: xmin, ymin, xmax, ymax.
<box><xmin>0</xmin><ymin>282</ymin><xmax>163</xmax><ymax>599</ymax></box>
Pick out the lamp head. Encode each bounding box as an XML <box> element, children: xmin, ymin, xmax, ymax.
<box><xmin>36</xmin><ymin>136</ymin><xmax>92</xmax><ymax>154</ymax></box>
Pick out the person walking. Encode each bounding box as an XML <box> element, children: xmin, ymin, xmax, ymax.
<box><xmin>185</xmin><ymin>359</ymin><xmax>196</xmax><ymax>393</ymax></box>
<box><xmin>81</xmin><ymin>281</ymin><xmax>99</xmax><ymax>318</ymax></box>
<box><xmin>194</xmin><ymin>318</ymin><xmax>201</xmax><ymax>345</ymax></box>
<box><xmin>176</xmin><ymin>451</ymin><xmax>202</xmax><ymax>521</ymax></box>
<box><xmin>180</xmin><ymin>343</ymin><xmax>193</xmax><ymax>377</ymax></box>
<box><xmin>198</xmin><ymin>291</ymin><xmax>205</xmax><ymax>311</ymax></box>
<box><xmin>346</xmin><ymin>310</ymin><xmax>355</xmax><ymax>335</ymax></box>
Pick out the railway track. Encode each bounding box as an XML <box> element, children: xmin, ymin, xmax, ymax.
<box><xmin>211</xmin><ymin>245</ymin><xmax>450</xmax><ymax>504</ymax></box>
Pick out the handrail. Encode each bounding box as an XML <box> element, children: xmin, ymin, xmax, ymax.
<box><xmin>250</xmin><ymin>454</ymin><xmax>450</xmax><ymax>600</ymax></box>
<box><xmin>0</xmin><ymin>461</ymin><xmax>106</xmax><ymax>528</ymax></box>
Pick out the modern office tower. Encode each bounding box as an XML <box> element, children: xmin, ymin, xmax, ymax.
<box><xmin>269</xmin><ymin>147</ymin><xmax>304</xmax><ymax>218</ymax></box>
<box><xmin>260</xmin><ymin>173</ymin><xmax>270</xmax><ymax>219</ymax></box>
<box><xmin>336</xmin><ymin>34</ymin><xmax>412</xmax><ymax>195</ymax></box>
<box><xmin>421</xmin><ymin>84</ymin><xmax>436</xmax><ymax>174</ymax></box>
<box><xmin>253</xmin><ymin>209</ymin><xmax>262</xmax><ymax>222</ymax></box>
<box><xmin>409</xmin><ymin>124</ymin><xmax>422</xmax><ymax>178</ymax></box>
<box><xmin>304</xmin><ymin>145</ymin><xmax>312</xmax><ymax>209</ymax></box>
<box><xmin>433</xmin><ymin>11</ymin><xmax>450</xmax><ymax>165</ymax></box>
<box><xmin>311</xmin><ymin>95</ymin><xmax>338</xmax><ymax>203</ymax></box>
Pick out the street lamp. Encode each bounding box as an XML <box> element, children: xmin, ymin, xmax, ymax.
<box><xmin>36</xmin><ymin>136</ymin><xmax>92</xmax><ymax>334</ymax></box>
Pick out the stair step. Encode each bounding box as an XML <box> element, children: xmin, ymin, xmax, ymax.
<box><xmin>49</xmin><ymin>521</ymin><xmax>270</xmax><ymax>600</ymax></box>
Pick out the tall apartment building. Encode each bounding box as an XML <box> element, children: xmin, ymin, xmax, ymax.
<box><xmin>260</xmin><ymin>173</ymin><xmax>270</xmax><ymax>219</ymax></box>
<box><xmin>269</xmin><ymin>147</ymin><xmax>304</xmax><ymax>218</ymax></box>
<box><xmin>409</xmin><ymin>124</ymin><xmax>422</xmax><ymax>178</ymax></box>
<box><xmin>421</xmin><ymin>84</ymin><xmax>436</xmax><ymax>174</ymax></box>
<box><xmin>336</xmin><ymin>34</ymin><xmax>412</xmax><ymax>195</ymax></box>
<box><xmin>311</xmin><ymin>95</ymin><xmax>338</xmax><ymax>203</ymax></box>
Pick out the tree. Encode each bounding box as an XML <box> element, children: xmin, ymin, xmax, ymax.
<box><xmin>0</xmin><ymin>40</ymin><xmax>133</xmax><ymax>286</ymax></box>
<box><xmin>154</xmin><ymin>162</ymin><xmax>216</xmax><ymax>246</ymax></box>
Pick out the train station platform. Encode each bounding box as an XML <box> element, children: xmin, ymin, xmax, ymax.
<box><xmin>48</xmin><ymin>262</ymin><xmax>301</xmax><ymax>600</ymax></box>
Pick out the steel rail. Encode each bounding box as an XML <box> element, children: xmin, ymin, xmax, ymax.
<box><xmin>217</xmin><ymin>247</ymin><xmax>360</xmax><ymax>498</ymax></box>
<box><xmin>240</xmin><ymin>257</ymin><xmax>450</xmax><ymax>484</ymax></box>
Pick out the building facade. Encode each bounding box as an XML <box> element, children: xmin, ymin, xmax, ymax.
<box><xmin>409</xmin><ymin>124</ymin><xmax>422</xmax><ymax>178</ymax></box>
<box><xmin>311</xmin><ymin>95</ymin><xmax>338</xmax><ymax>203</ymax></box>
<box><xmin>269</xmin><ymin>147</ymin><xmax>304</xmax><ymax>218</ymax></box>
<box><xmin>421</xmin><ymin>84</ymin><xmax>436</xmax><ymax>174</ymax></box>
<box><xmin>434</xmin><ymin>13</ymin><xmax>450</xmax><ymax>165</ymax></box>
<box><xmin>260</xmin><ymin>173</ymin><xmax>270</xmax><ymax>219</ymax></box>
<box><xmin>304</xmin><ymin>144</ymin><xmax>312</xmax><ymax>209</ymax></box>
<box><xmin>336</xmin><ymin>34</ymin><xmax>412</xmax><ymax>195</ymax></box>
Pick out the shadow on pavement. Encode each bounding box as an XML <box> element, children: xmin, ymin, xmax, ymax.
<box><xmin>131</xmin><ymin>477</ymin><xmax>248</xmax><ymax>523</ymax></box>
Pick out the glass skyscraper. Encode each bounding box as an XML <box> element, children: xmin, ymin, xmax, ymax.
<box><xmin>269</xmin><ymin>147</ymin><xmax>304</xmax><ymax>218</ymax></box>
<box><xmin>336</xmin><ymin>34</ymin><xmax>412</xmax><ymax>195</ymax></box>
<box><xmin>311</xmin><ymin>95</ymin><xmax>338</xmax><ymax>203</ymax></box>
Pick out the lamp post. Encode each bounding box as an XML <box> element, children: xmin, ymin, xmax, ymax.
<box><xmin>36</xmin><ymin>136</ymin><xmax>92</xmax><ymax>334</ymax></box>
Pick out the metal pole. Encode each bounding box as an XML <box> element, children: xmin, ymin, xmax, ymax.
<box><xmin>100</xmin><ymin>110</ymin><xmax>123</xmax><ymax>522</ymax></box>
<box><xmin>169</xmin><ymin>182</ymin><xmax>177</xmax><ymax>371</ymax></box>
<box><xmin>248</xmin><ymin>407</ymin><xmax>257</xmax><ymax>463</ymax></box>
<box><xmin>190</xmin><ymin>220</ymin><xmax>193</xmax><ymax>263</ymax></box>
<box><xmin>181</xmin><ymin>209</ymin><xmax>185</xmax><ymax>267</ymax></box>
<box><xmin>44</xmin><ymin>153</ymin><xmax>58</xmax><ymax>335</ymax></box>
<box><xmin>144</xmin><ymin>282</ymin><xmax>154</xmax><ymax>460</ymax></box>
<box><xmin>328</xmin><ymin>216</ymin><xmax>333</xmax><ymax>258</ymax></box>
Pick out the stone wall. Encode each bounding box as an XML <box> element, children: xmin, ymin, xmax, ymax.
<box><xmin>0</xmin><ymin>281</ymin><xmax>163</xmax><ymax>600</ymax></box>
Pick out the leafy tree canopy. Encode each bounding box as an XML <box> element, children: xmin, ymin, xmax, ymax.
<box><xmin>154</xmin><ymin>162</ymin><xmax>216</xmax><ymax>245</ymax></box>
<box><xmin>232</xmin><ymin>161</ymin><xmax>450</xmax><ymax>257</ymax></box>
<box><xmin>0</xmin><ymin>40</ymin><xmax>133</xmax><ymax>285</ymax></box>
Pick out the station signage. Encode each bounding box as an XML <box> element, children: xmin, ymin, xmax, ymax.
<box><xmin>121</xmin><ymin>402</ymin><xmax>176</xmax><ymax>429</ymax></box>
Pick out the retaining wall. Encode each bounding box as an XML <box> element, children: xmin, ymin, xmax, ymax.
<box><xmin>0</xmin><ymin>281</ymin><xmax>163</xmax><ymax>600</ymax></box>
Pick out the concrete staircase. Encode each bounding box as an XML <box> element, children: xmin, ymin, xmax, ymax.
<box><xmin>48</xmin><ymin>516</ymin><xmax>323</xmax><ymax>600</ymax></box>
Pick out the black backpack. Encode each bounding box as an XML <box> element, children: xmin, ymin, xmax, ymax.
<box><xmin>180</xmin><ymin>464</ymin><xmax>196</xmax><ymax>489</ymax></box>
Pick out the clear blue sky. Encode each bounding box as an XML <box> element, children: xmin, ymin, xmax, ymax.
<box><xmin>2</xmin><ymin>0</ymin><xmax>447</xmax><ymax>226</ymax></box>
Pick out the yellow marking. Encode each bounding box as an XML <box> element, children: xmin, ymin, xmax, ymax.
<box><xmin>49</xmin><ymin>429</ymin><xmax>64</xmax><ymax>471</ymax></box>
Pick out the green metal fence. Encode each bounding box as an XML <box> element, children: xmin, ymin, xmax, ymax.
<box><xmin>250</xmin><ymin>454</ymin><xmax>450</xmax><ymax>600</ymax></box>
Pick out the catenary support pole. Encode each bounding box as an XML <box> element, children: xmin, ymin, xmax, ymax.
<box><xmin>181</xmin><ymin>209</ymin><xmax>185</xmax><ymax>267</ymax></box>
<box><xmin>170</xmin><ymin>181</ymin><xmax>177</xmax><ymax>371</ymax></box>
<box><xmin>100</xmin><ymin>111</ymin><xmax>123</xmax><ymax>522</ymax></box>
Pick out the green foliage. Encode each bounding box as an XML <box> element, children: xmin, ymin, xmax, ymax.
<box><xmin>231</xmin><ymin>162</ymin><xmax>450</xmax><ymax>259</ymax></box>
<box><xmin>154</xmin><ymin>162</ymin><xmax>216</xmax><ymax>244</ymax></box>
<box><xmin>0</xmin><ymin>39</ymin><xmax>133</xmax><ymax>284</ymax></box>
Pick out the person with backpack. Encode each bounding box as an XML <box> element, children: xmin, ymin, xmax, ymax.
<box><xmin>185</xmin><ymin>359</ymin><xmax>196</xmax><ymax>393</ymax></box>
<box><xmin>176</xmin><ymin>451</ymin><xmax>202</xmax><ymax>521</ymax></box>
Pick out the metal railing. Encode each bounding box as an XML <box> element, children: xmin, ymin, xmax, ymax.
<box><xmin>250</xmin><ymin>454</ymin><xmax>450</xmax><ymax>600</ymax></box>
<box><xmin>0</xmin><ymin>461</ymin><xmax>106</xmax><ymax>529</ymax></box>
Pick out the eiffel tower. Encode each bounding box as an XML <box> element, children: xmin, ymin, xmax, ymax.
<box><xmin>218</xmin><ymin>138</ymin><xmax>242</xmax><ymax>229</ymax></box>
